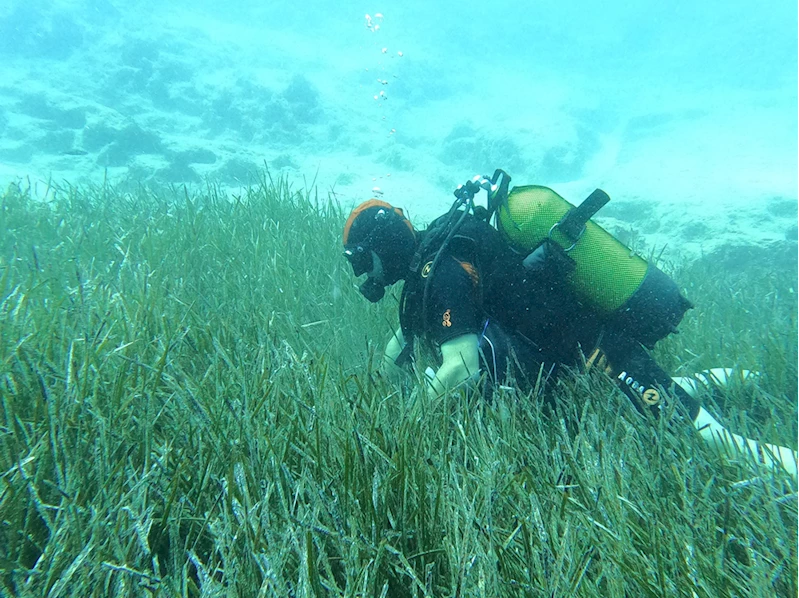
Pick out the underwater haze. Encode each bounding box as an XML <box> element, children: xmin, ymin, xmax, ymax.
<box><xmin>1</xmin><ymin>1</ymin><xmax>798</xmax><ymax>596</ymax></box>
<box><xmin>0</xmin><ymin>0</ymin><xmax>796</xmax><ymax>256</ymax></box>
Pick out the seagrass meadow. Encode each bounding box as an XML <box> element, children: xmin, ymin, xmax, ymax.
<box><xmin>0</xmin><ymin>174</ymin><xmax>797</xmax><ymax>597</ymax></box>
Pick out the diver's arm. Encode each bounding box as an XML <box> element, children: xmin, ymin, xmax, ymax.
<box><xmin>426</xmin><ymin>334</ymin><xmax>480</xmax><ymax>397</ymax></box>
<box><xmin>600</xmin><ymin>338</ymin><xmax>797</xmax><ymax>480</ymax></box>
<box><xmin>691</xmin><ymin>407</ymin><xmax>798</xmax><ymax>481</ymax></box>
<box><xmin>673</xmin><ymin>370</ymin><xmax>798</xmax><ymax>481</ymax></box>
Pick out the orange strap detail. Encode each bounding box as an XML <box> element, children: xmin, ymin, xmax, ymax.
<box><xmin>456</xmin><ymin>260</ymin><xmax>479</xmax><ymax>286</ymax></box>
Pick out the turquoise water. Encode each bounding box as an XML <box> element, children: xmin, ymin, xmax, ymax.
<box><xmin>0</xmin><ymin>3</ymin><xmax>797</xmax><ymax>594</ymax></box>
<box><xmin>0</xmin><ymin>0</ymin><xmax>795</xmax><ymax>242</ymax></box>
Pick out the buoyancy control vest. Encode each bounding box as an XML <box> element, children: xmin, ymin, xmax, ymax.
<box><xmin>394</xmin><ymin>171</ymin><xmax>692</xmax><ymax>367</ymax></box>
<box><xmin>399</xmin><ymin>212</ymin><xmax>512</xmax><ymax>342</ymax></box>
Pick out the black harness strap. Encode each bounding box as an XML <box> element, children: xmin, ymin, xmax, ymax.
<box><xmin>557</xmin><ymin>188</ymin><xmax>610</xmax><ymax>242</ymax></box>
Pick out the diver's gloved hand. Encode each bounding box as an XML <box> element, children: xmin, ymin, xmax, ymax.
<box><xmin>381</xmin><ymin>351</ymin><xmax>408</xmax><ymax>381</ymax></box>
<box><xmin>693</xmin><ymin>407</ymin><xmax>798</xmax><ymax>482</ymax></box>
<box><xmin>671</xmin><ymin>367</ymin><xmax>759</xmax><ymax>399</ymax></box>
<box><xmin>381</xmin><ymin>328</ymin><xmax>410</xmax><ymax>381</ymax></box>
<box><xmin>425</xmin><ymin>334</ymin><xmax>480</xmax><ymax>398</ymax></box>
<box><xmin>673</xmin><ymin>369</ymin><xmax>797</xmax><ymax>482</ymax></box>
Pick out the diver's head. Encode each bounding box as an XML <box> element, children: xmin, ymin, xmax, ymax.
<box><xmin>342</xmin><ymin>199</ymin><xmax>417</xmax><ymax>302</ymax></box>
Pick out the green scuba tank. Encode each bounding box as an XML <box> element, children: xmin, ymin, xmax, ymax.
<box><xmin>496</xmin><ymin>184</ymin><xmax>692</xmax><ymax>348</ymax></box>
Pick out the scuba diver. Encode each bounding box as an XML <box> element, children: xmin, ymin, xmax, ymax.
<box><xmin>342</xmin><ymin>170</ymin><xmax>798</xmax><ymax>481</ymax></box>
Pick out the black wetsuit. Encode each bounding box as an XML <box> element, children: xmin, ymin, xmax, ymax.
<box><xmin>399</xmin><ymin>213</ymin><xmax>700</xmax><ymax>419</ymax></box>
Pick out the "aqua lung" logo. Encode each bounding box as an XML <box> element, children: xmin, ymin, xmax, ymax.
<box><xmin>617</xmin><ymin>371</ymin><xmax>661</xmax><ymax>406</ymax></box>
